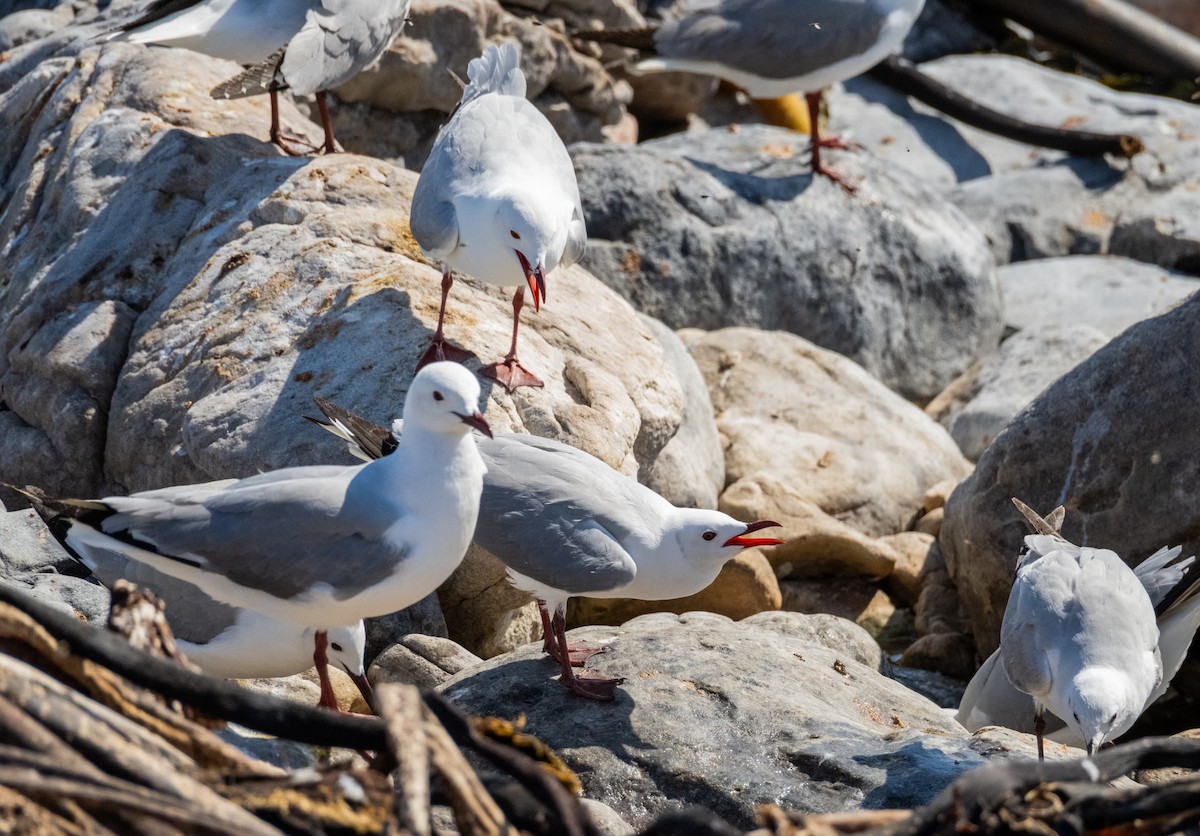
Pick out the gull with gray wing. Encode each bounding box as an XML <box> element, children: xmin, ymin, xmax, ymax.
<box><xmin>574</xmin><ymin>0</ymin><xmax>925</xmax><ymax>189</ymax></box>
<box><xmin>106</xmin><ymin>0</ymin><xmax>411</xmax><ymax>154</ymax></box>
<box><xmin>411</xmin><ymin>41</ymin><xmax>587</xmax><ymax>391</ymax></box>
<box><xmin>33</xmin><ymin>363</ymin><xmax>489</xmax><ymax>696</ymax></box>
<box><xmin>999</xmin><ymin>498</ymin><xmax>1163</xmax><ymax>759</ymax></box>
<box><xmin>307</xmin><ymin>397</ymin><xmax>783</xmax><ymax>701</ymax></box>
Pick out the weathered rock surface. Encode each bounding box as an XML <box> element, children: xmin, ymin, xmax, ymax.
<box><xmin>0</xmin><ymin>39</ymin><xmax>685</xmax><ymax>502</ymax></box>
<box><xmin>441</xmin><ymin>611</ymin><xmax>1004</xmax><ymax>829</ymax></box>
<box><xmin>832</xmin><ymin>55</ymin><xmax>1200</xmax><ymax>274</ymax></box>
<box><xmin>941</xmin><ymin>294</ymin><xmax>1200</xmax><ymax>655</ymax></box>
<box><xmin>574</xmin><ymin>125</ymin><xmax>1002</xmax><ymax>401</ymax></box>
<box><xmin>689</xmin><ymin>328</ymin><xmax>972</xmax><ymax>539</ymax></box>
<box><xmin>998</xmin><ymin>256</ymin><xmax>1200</xmax><ymax>337</ymax></box>
<box><xmin>926</xmin><ymin>323</ymin><xmax>1111</xmax><ymax>461</ymax></box>
<box><xmin>637</xmin><ymin>317</ymin><xmax>724</xmax><ymax>510</ymax></box>
<box><xmin>369</xmin><ymin>634</ymin><xmax>482</xmax><ymax>689</ymax></box>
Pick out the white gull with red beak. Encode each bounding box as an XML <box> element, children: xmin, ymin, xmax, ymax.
<box><xmin>308</xmin><ymin>397</ymin><xmax>785</xmax><ymax>701</ymax></box>
<box><xmin>51</xmin><ymin>364</ymin><xmax>490</xmax><ymax>659</ymax></box>
<box><xmin>411</xmin><ymin>41</ymin><xmax>587</xmax><ymax>391</ymax></box>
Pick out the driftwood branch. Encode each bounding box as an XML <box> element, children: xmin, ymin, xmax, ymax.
<box><xmin>868</xmin><ymin>56</ymin><xmax>1144</xmax><ymax>158</ymax></box>
<box><xmin>972</xmin><ymin>0</ymin><xmax>1200</xmax><ymax>79</ymax></box>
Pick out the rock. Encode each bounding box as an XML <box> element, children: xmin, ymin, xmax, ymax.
<box><xmin>364</xmin><ymin>593</ymin><xmax>448</xmax><ymax>665</ymax></box>
<box><xmin>923</xmin><ymin>479</ymin><xmax>959</xmax><ymax>513</ymax></box>
<box><xmin>0</xmin><ymin>4</ymin><xmax>73</xmax><ymax>51</ymax></box>
<box><xmin>886</xmin><ymin>665</ymin><xmax>965</xmax><ymax>710</ymax></box>
<box><xmin>912</xmin><ymin>506</ymin><xmax>944</xmax><ymax>538</ymax></box>
<box><xmin>691</xmin><ymin>328</ymin><xmax>972</xmax><ymax>539</ymax></box>
<box><xmin>369</xmin><ymin>634</ymin><xmax>482</xmax><ymax>689</ymax></box>
<box><xmin>573</xmin><ymin>125</ymin><xmax>1002</xmax><ymax>401</ymax></box>
<box><xmin>637</xmin><ymin>317</ymin><xmax>724</xmax><ymax>510</ymax></box>
<box><xmin>437</xmin><ymin>546</ymin><xmax>541</xmax><ymax>659</ymax></box>
<box><xmin>568</xmin><ymin>549</ymin><xmax>781</xmax><ymax>626</ymax></box>
<box><xmin>740</xmin><ymin>610</ymin><xmax>883</xmax><ymax>671</ymax></box>
<box><xmin>942</xmin><ymin>294</ymin><xmax>1200</xmax><ymax>655</ymax></box>
<box><xmin>834</xmin><ymin>56</ymin><xmax>1200</xmax><ymax>266</ymax></box>
<box><xmin>219</xmin><ymin>724</ymin><xmax>319</xmax><ymax>771</ymax></box>
<box><xmin>968</xmin><ymin>726</ymin><xmax>1082</xmax><ymax>763</ymax></box>
<box><xmin>779</xmin><ymin>578</ymin><xmax>904</xmax><ymax>642</ymax></box>
<box><xmin>0</xmin><ymin>40</ymin><xmax>684</xmax><ymax>503</ymax></box>
<box><xmin>926</xmin><ymin>323</ymin><xmax>1111</xmax><ymax>461</ymax></box>
<box><xmin>441</xmin><ymin>612</ymin><xmax>1001</xmax><ymax>830</ymax></box>
<box><xmin>998</xmin><ymin>257</ymin><xmax>1200</xmax><ymax>338</ymax></box>
<box><xmin>881</xmin><ymin>531</ymin><xmax>937</xmax><ymax>605</ymax></box>
<box><xmin>580</xmin><ymin>799</ymin><xmax>635</xmax><ymax>836</ymax></box>
<box><xmin>914</xmin><ymin>546</ymin><xmax>970</xmax><ymax>638</ymax></box>
<box><xmin>16</xmin><ymin>571</ymin><xmax>110</xmax><ymax>623</ymax></box>
<box><xmin>1109</xmin><ymin>193</ymin><xmax>1200</xmax><ymax>274</ymax></box>
<box><xmin>900</xmin><ymin>632</ymin><xmax>976</xmax><ymax>681</ymax></box>
<box><xmin>330</xmin><ymin>0</ymin><xmax>633</xmax><ymax>166</ymax></box>
<box><xmin>0</xmin><ymin>508</ymin><xmax>80</xmax><ymax>576</ymax></box>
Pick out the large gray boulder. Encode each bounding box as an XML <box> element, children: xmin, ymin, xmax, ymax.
<box><xmin>0</xmin><ymin>39</ymin><xmax>685</xmax><ymax>500</ymax></box>
<box><xmin>441</xmin><ymin>611</ymin><xmax>1010</xmax><ymax>829</ymax></box>
<box><xmin>941</xmin><ymin>293</ymin><xmax>1200</xmax><ymax>655</ymax></box>
<box><xmin>572</xmin><ymin>123</ymin><xmax>1002</xmax><ymax>401</ymax></box>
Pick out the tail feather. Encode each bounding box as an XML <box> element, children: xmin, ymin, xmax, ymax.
<box><xmin>211</xmin><ymin>47</ymin><xmax>287</xmax><ymax>99</ymax></box>
<box><xmin>459</xmin><ymin>41</ymin><xmax>526</xmax><ymax>107</ymax></box>
<box><xmin>571</xmin><ymin>26</ymin><xmax>659</xmax><ymax>53</ymax></box>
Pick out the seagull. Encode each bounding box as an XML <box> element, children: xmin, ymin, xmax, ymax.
<box><xmin>573</xmin><ymin>0</ymin><xmax>926</xmax><ymax>190</ymax></box>
<box><xmin>106</xmin><ymin>0</ymin><xmax>411</xmax><ymax>155</ymax></box>
<box><xmin>411</xmin><ymin>41</ymin><xmax>587</xmax><ymax>392</ymax></box>
<box><xmin>998</xmin><ymin>498</ymin><xmax>1162</xmax><ymax>760</ymax></box>
<box><xmin>28</xmin><ymin>363</ymin><xmax>489</xmax><ymax>694</ymax></box>
<box><xmin>78</xmin><ymin>540</ymin><xmax>370</xmax><ymax>709</ymax></box>
<box><xmin>958</xmin><ymin>531</ymin><xmax>1200</xmax><ymax>750</ymax></box>
<box><xmin>306</xmin><ymin>397</ymin><xmax>784</xmax><ymax>700</ymax></box>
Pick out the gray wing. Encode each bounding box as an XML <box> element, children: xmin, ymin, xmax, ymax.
<box><xmin>657</xmin><ymin>0</ymin><xmax>887</xmax><ymax>81</ymax></box>
<box><xmin>81</xmin><ymin>546</ymin><xmax>239</xmax><ymax>644</ymax></box>
<box><xmin>957</xmin><ymin>649</ymin><xmax>1066</xmax><ymax>736</ymax></box>
<box><xmin>280</xmin><ymin>0</ymin><xmax>411</xmax><ymax>96</ymax></box>
<box><xmin>474</xmin><ymin>435</ymin><xmax>643</xmax><ymax>594</ymax></box>
<box><xmin>410</xmin><ymin>121</ymin><xmax>464</xmax><ymax>258</ymax></box>
<box><xmin>98</xmin><ymin>463</ymin><xmax>405</xmax><ymax>602</ymax></box>
<box><xmin>998</xmin><ymin>568</ymin><xmax>1056</xmax><ymax>699</ymax></box>
<box><xmin>1134</xmin><ymin>545</ymin><xmax>1188</xmax><ymax>607</ymax></box>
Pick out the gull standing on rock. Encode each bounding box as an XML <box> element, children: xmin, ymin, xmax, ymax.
<box><xmin>308</xmin><ymin>398</ymin><xmax>784</xmax><ymax>700</ymax></box>
<box><xmin>574</xmin><ymin>0</ymin><xmax>925</xmax><ymax>189</ymax></box>
<box><xmin>411</xmin><ymin>41</ymin><xmax>587</xmax><ymax>391</ymax></box>
<box><xmin>999</xmin><ymin>498</ymin><xmax>1162</xmax><ymax>760</ymax></box>
<box><xmin>28</xmin><ymin>364</ymin><xmax>489</xmax><ymax>705</ymax></box>
<box><xmin>958</xmin><ymin>539</ymin><xmax>1200</xmax><ymax>747</ymax></box>
<box><xmin>106</xmin><ymin>0</ymin><xmax>412</xmax><ymax>154</ymax></box>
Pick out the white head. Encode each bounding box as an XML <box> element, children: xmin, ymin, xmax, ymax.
<box><xmin>402</xmin><ymin>362</ymin><xmax>492</xmax><ymax>438</ymax></box>
<box><xmin>671</xmin><ymin>509</ymin><xmax>784</xmax><ymax>570</ymax></box>
<box><xmin>495</xmin><ymin>194</ymin><xmax>569</xmax><ymax>312</ymax></box>
<box><xmin>1065</xmin><ymin>667</ymin><xmax>1148</xmax><ymax>756</ymax></box>
<box><xmin>306</xmin><ymin>622</ymin><xmax>373</xmax><ymax>709</ymax></box>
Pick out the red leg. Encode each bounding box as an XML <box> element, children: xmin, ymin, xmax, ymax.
<box><xmin>805</xmin><ymin>91</ymin><xmax>856</xmax><ymax>193</ymax></box>
<box><xmin>417</xmin><ymin>271</ymin><xmax>475</xmax><ymax>370</ymax></box>
<box><xmin>315</xmin><ymin>91</ymin><xmax>340</xmax><ymax>155</ymax></box>
<box><xmin>268</xmin><ymin>90</ymin><xmax>319</xmax><ymax>156</ymax></box>
<box><xmin>539</xmin><ymin>600</ymin><xmax>557</xmax><ymax>657</ymax></box>
<box><xmin>313</xmin><ymin>630</ymin><xmax>340</xmax><ymax>711</ymax></box>
<box><xmin>551</xmin><ymin>611</ymin><xmax>623</xmax><ymax>701</ymax></box>
<box><xmin>481</xmin><ymin>287</ymin><xmax>544</xmax><ymax>391</ymax></box>
<box><xmin>541</xmin><ymin>605</ymin><xmax>606</xmax><ymax>667</ymax></box>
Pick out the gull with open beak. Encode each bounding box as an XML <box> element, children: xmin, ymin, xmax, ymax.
<box><xmin>411</xmin><ymin>41</ymin><xmax>586</xmax><ymax>391</ymax></box>
<box><xmin>308</xmin><ymin>398</ymin><xmax>785</xmax><ymax>701</ymax></box>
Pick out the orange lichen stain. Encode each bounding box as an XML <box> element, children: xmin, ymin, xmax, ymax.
<box><xmin>761</xmin><ymin>142</ymin><xmax>796</xmax><ymax>159</ymax></box>
<box><xmin>1081</xmin><ymin>210</ymin><xmax>1111</xmax><ymax>229</ymax></box>
<box><xmin>832</xmin><ymin>660</ymin><xmax>848</xmax><ymax>676</ymax></box>
<box><xmin>890</xmin><ymin>715</ymin><xmax>906</xmax><ymax>729</ymax></box>
<box><xmin>220</xmin><ymin>252</ymin><xmax>251</xmax><ymax>276</ymax></box>
<box><xmin>816</xmin><ymin>449</ymin><xmax>835</xmax><ymax>469</ymax></box>
<box><xmin>212</xmin><ymin>356</ymin><xmax>242</xmax><ymax>382</ymax></box>
<box><xmin>1059</xmin><ymin>115</ymin><xmax>1087</xmax><ymax>130</ymax></box>
<box><xmin>638</xmin><ymin>670</ymin><xmax>659</xmax><ymax>679</ymax></box>
<box><xmin>621</xmin><ymin>249</ymin><xmax>642</xmax><ymax>275</ymax></box>
<box><xmin>854</xmin><ymin>698</ymin><xmax>884</xmax><ymax>725</ymax></box>
<box><xmin>378</xmin><ymin>218</ymin><xmax>427</xmax><ymax>262</ymax></box>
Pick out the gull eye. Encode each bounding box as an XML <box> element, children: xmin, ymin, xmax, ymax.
<box><xmin>433</xmin><ymin>391</ymin><xmax>444</xmax><ymax>401</ymax></box>
<box><xmin>702</xmin><ymin>531</ymin><xmax>717</xmax><ymax>541</ymax></box>
<box><xmin>1108</xmin><ymin>713</ymin><xmax>1117</xmax><ymax>724</ymax></box>
<box><xmin>331</xmin><ymin>642</ymin><xmax>344</xmax><ymax>652</ymax></box>
<box><xmin>510</xmin><ymin>230</ymin><xmax>520</xmax><ymax>240</ymax></box>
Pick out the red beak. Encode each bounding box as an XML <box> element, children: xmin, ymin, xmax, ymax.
<box><xmin>456</xmin><ymin>410</ymin><xmax>493</xmax><ymax>438</ymax></box>
<box><xmin>723</xmin><ymin>520</ymin><xmax>784</xmax><ymax>548</ymax></box>
<box><xmin>516</xmin><ymin>251</ymin><xmax>546</xmax><ymax>312</ymax></box>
